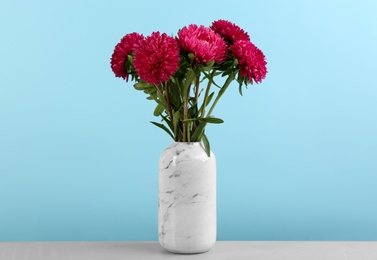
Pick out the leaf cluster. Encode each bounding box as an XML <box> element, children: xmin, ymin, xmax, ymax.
<box><xmin>132</xmin><ymin>52</ymin><xmax>252</xmax><ymax>156</ymax></box>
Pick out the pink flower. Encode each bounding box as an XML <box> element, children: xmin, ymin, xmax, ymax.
<box><xmin>110</xmin><ymin>32</ymin><xmax>144</xmax><ymax>81</ymax></box>
<box><xmin>177</xmin><ymin>24</ymin><xmax>227</xmax><ymax>64</ymax></box>
<box><xmin>133</xmin><ymin>32</ymin><xmax>180</xmax><ymax>85</ymax></box>
<box><xmin>211</xmin><ymin>19</ymin><xmax>250</xmax><ymax>45</ymax></box>
<box><xmin>230</xmin><ymin>40</ymin><xmax>267</xmax><ymax>84</ymax></box>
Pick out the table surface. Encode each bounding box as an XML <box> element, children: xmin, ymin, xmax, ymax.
<box><xmin>1</xmin><ymin>241</ymin><xmax>377</xmax><ymax>260</ymax></box>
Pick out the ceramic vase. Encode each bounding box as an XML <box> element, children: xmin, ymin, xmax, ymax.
<box><xmin>158</xmin><ymin>142</ymin><xmax>216</xmax><ymax>254</ymax></box>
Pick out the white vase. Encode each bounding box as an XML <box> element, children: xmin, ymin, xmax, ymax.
<box><xmin>158</xmin><ymin>142</ymin><xmax>216</xmax><ymax>254</ymax></box>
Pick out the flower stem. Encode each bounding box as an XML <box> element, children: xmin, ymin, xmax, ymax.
<box><xmin>207</xmin><ymin>72</ymin><xmax>235</xmax><ymax>118</ymax></box>
<box><xmin>201</xmin><ymin>70</ymin><xmax>215</xmax><ymax>118</ymax></box>
<box><xmin>195</xmin><ymin>75</ymin><xmax>200</xmax><ymax>104</ymax></box>
<box><xmin>164</xmin><ymin>82</ymin><xmax>176</xmax><ymax>141</ymax></box>
<box><xmin>192</xmin><ymin>75</ymin><xmax>200</xmax><ymax>133</ymax></box>
<box><xmin>154</xmin><ymin>84</ymin><xmax>163</xmax><ymax>96</ymax></box>
<box><xmin>182</xmin><ymin>84</ymin><xmax>191</xmax><ymax>142</ymax></box>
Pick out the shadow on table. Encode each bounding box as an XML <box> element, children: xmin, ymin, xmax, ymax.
<box><xmin>86</xmin><ymin>242</ymin><xmax>215</xmax><ymax>259</ymax></box>
<box><xmin>87</xmin><ymin>242</ymin><xmax>166</xmax><ymax>254</ymax></box>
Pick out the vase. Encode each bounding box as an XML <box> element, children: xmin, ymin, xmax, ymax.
<box><xmin>158</xmin><ymin>142</ymin><xmax>216</xmax><ymax>254</ymax></box>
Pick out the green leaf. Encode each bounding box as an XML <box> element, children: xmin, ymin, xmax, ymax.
<box><xmin>153</xmin><ymin>103</ymin><xmax>165</xmax><ymax>117</ymax></box>
<box><xmin>206</xmin><ymin>92</ymin><xmax>214</xmax><ymax>107</ymax></box>
<box><xmin>188</xmin><ymin>104</ymin><xmax>199</xmax><ymax>119</ymax></box>
<box><xmin>156</xmin><ymin>92</ymin><xmax>168</xmax><ymax>108</ymax></box>
<box><xmin>237</xmin><ymin>74</ymin><xmax>244</xmax><ymax>96</ymax></box>
<box><xmin>134</xmin><ymin>81</ymin><xmax>153</xmax><ymax>91</ymax></box>
<box><xmin>150</xmin><ymin>121</ymin><xmax>174</xmax><ymax>140</ymax></box>
<box><xmin>206</xmin><ymin>60</ymin><xmax>215</xmax><ymax>68</ymax></box>
<box><xmin>168</xmin><ymin>82</ymin><xmax>183</xmax><ymax>108</ymax></box>
<box><xmin>172</xmin><ymin>110</ymin><xmax>180</xmax><ymax>137</ymax></box>
<box><xmin>160</xmin><ymin>114</ymin><xmax>173</xmax><ymax>131</ymax></box>
<box><xmin>182</xmin><ymin>69</ymin><xmax>196</xmax><ymax>97</ymax></box>
<box><xmin>190</xmin><ymin>121</ymin><xmax>206</xmax><ymax>141</ymax></box>
<box><xmin>200</xmin><ymin>60</ymin><xmax>215</xmax><ymax>71</ymax></box>
<box><xmin>202</xmin><ymin>117</ymin><xmax>224</xmax><ymax>124</ymax></box>
<box><xmin>188</xmin><ymin>53</ymin><xmax>195</xmax><ymax>60</ymax></box>
<box><xmin>183</xmin><ymin>116</ymin><xmax>223</xmax><ymax>124</ymax></box>
<box><xmin>201</xmin><ymin>71</ymin><xmax>222</xmax><ymax>82</ymax></box>
<box><xmin>202</xmin><ymin>133</ymin><xmax>211</xmax><ymax>157</ymax></box>
<box><xmin>238</xmin><ymin>84</ymin><xmax>243</xmax><ymax>96</ymax></box>
<box><xmin>221</xmin><ymin>69</ymin><xmax>231</xmax><ymax>77</ymax></box>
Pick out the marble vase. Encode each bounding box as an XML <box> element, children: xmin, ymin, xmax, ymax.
<box><xmin>158</xmin><ymin>142</ymin><xmax>216</xmax><ymax>254</ymax></box>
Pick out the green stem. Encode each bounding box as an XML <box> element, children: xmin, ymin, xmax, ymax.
<box><xmin>154</xmin><ymin>84</ymin><xmax>163</xmax><ymax>96</ymax></box>
<box><xmin>164</xmin><ymin>82</ymin><xmax>176</xmax><ymax>141</ymax></box>
<box><xmin>195</xmin><ymin>75</ymin><xmax>200</xmax><ymax>104</ymax></box>
<box><xmin>207</xmin><ymin>72</ymin><xmax>235</xmax><ymax>118</ymax></box>
<box><xmin>182</xmin><ymin>84</ymin><xmax>191</xmax><ymax>142</ymax></box>
<box><xmin>201</xmin><ymin>70</ymin><xmax>216</xmax><ymax>118</ymax></box>
<box><xmin>192</xmin><ymin>75</ymin><xmax>200</xmax><ymax>133</ymax></box>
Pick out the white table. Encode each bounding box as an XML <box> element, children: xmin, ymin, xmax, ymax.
<box><xmin>1</xmin><ymin>241</ymin><xmax>377</xmax><ymax>260</ymax></box>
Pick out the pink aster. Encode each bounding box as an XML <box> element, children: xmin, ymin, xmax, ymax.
<box><xmin>230</xmin><ymin>40</ymin><xmax>267</xmax><ymax>84</ymax></box>
<box><xmin>133</xmin><ymin>32</ymin><xmax>180</xmax><ymax>85</ymax></box>
<box><xmin>211</xmin><ymin>19</ymin><xmax>250</xmax><ymax>45</ymax></box>
<box><xmin>110</xmin><ymin>32</ymin><xmax>144</xmax><ymax>81</ymax></box>
<box><xmin>177</xmin><ymin>24</ymin><xmax>227</xmax><ymax>64</ymax></box>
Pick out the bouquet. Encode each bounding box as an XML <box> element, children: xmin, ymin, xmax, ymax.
<box><xmin>110</xmin><ymin>20</ymin><xmax>267</xmax><ymax>156</ymax></box>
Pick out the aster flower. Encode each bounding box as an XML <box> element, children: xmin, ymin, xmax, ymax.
<box><xmin>110</xmin><ymin>21</ymin><xmax>268</xmax><ymax>155</ymax></box>
<box><xmin>211</xmin><ymin>19</ymin><xmax>250</xmax><ymax>45</ymax></box>
<box><xmin>133</xmin><ymin>32</ymin><xmax>180</xmax><ymax>85</ymax></box>
<box><xmin>177</xmin><ymin>24</ymin><xmax>227</xmax><ymax>64</ymax></box>
<box><xmin>230</xmin><ymin>40</ymin><xmax>267</xmax><ymax>84</ymax></box>
<box><xmin>110</xmin><ymin>32</ymin><xmax>144</xmax><ymax>81</ymax></box>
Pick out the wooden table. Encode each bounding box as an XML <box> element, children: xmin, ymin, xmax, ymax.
<box><xmin>1</xmin><ymin>241</ymin><xmax>377</xmax><ymax>260</ymax></box>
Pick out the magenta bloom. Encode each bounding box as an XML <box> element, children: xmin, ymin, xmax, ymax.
<box><xmin>133</xmin><ymin>32</ymin><xmax>180</xmax><ymax>85</ymax></box>
<box><xmin>177</xmin><ymin>24</ymin><xmax>227</xmax><ymax>64</ymax></box>
<box><xmin>110</xmin><ymin>32</ymin><xmax>144</xmax><ymax>81</ymax></box>
<box><xmin>230</xmin><ymin>40</ymin><xmax>267</xmax><ymax>84</ymax></box>
<box><xmin>211</xmin><ymin>19</ymin><xmax>250</xmax><ymax>45</ymax></box>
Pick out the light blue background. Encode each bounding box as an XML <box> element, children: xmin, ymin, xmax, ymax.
<box><xmin>1</xmin><ymin>0</ymin><xmax>377</xmax><ymax>241</ymax></box>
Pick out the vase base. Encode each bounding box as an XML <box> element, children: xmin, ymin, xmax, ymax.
<box><xmin>163</xmin><ymin>247</ymin><xmax>212</xmax><ymax>254</ymax></box>
<box><xmin>160</xmin><ymin>242</ymin><xmax>215</xmax><ymax>254</ymax></box>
